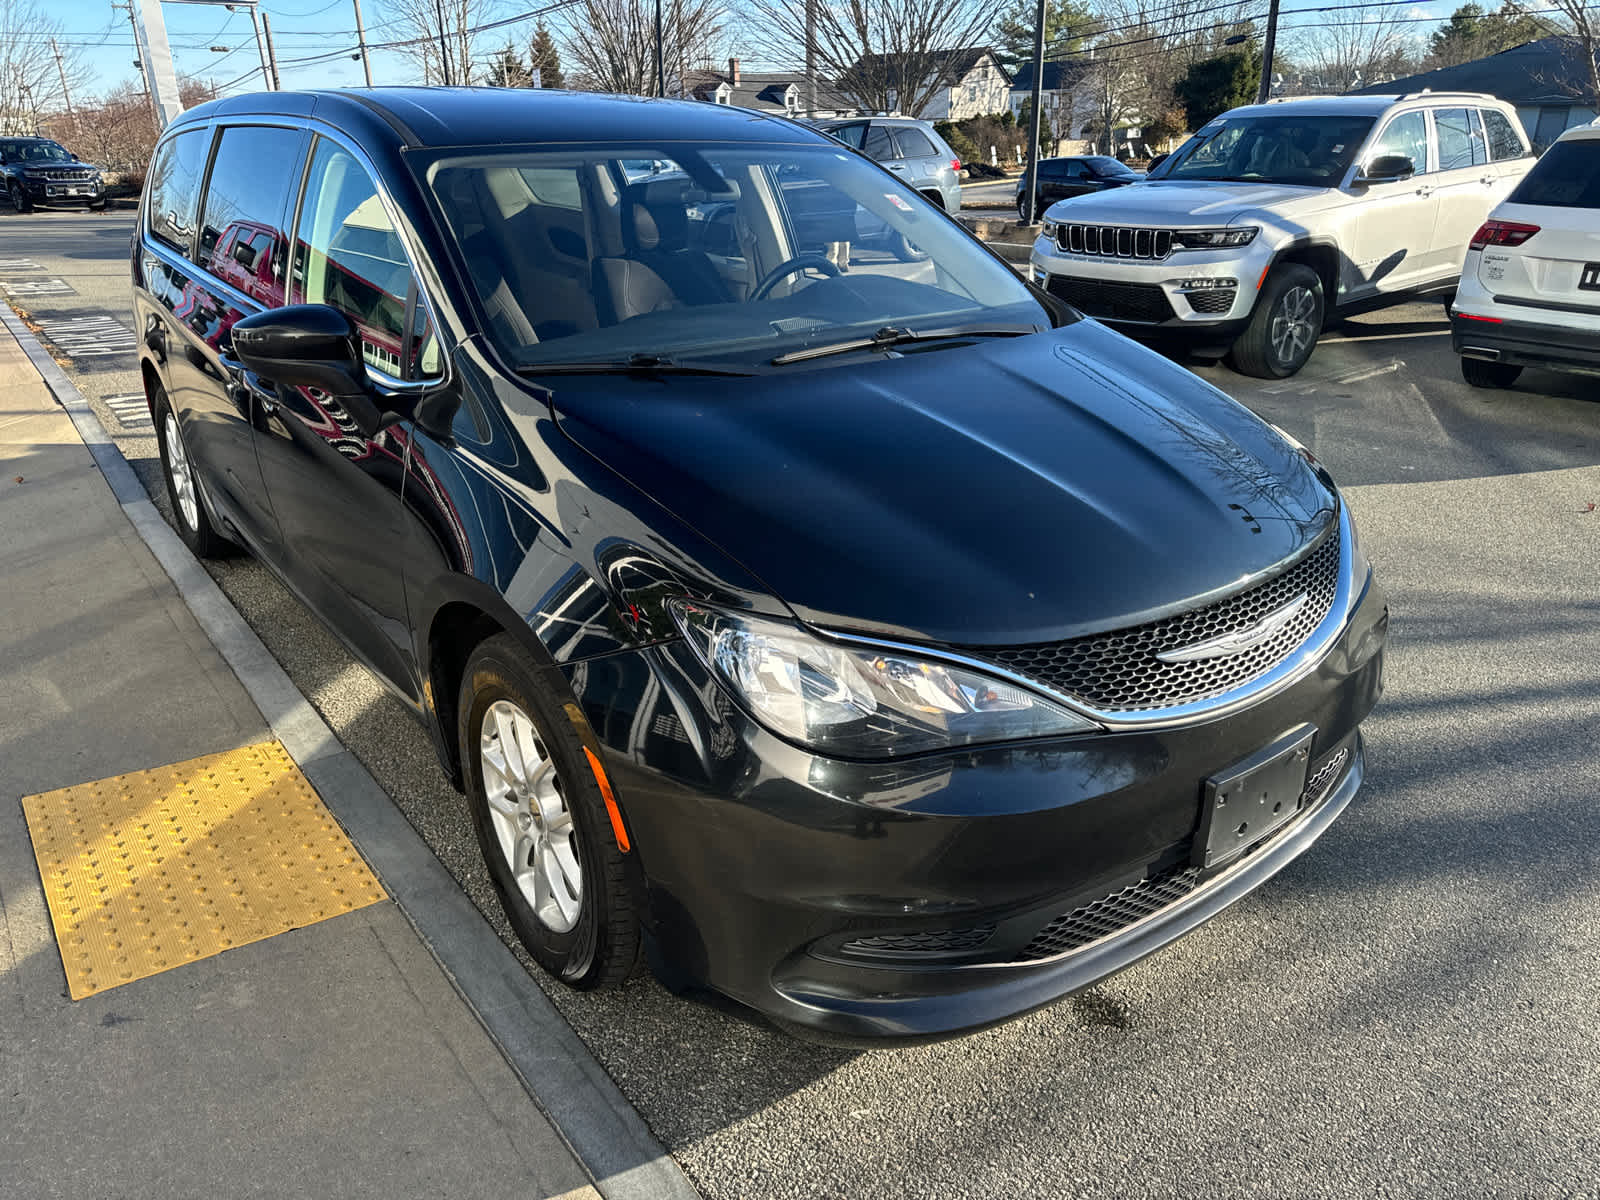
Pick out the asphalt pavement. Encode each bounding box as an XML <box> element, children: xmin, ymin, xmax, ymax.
<box><xmin>8</xmin><ymin>209</ymin><xmax>1600</xmax><ymax>1199</ymax></box>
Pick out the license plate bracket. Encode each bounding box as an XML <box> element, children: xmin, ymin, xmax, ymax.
<box><xmin>1194</xmin><ymin>727</ymin><xmax>1315</xmax><ymax>870</ymax></box>
<box><xmin>1580</xmin><ymin>262</ymin><xmax>1600</xmax><ymax>292</ymax></box>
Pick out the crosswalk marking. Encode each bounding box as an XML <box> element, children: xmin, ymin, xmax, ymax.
<box><xmin>103</xmin><ymin>392</ymin><xmax>152</xmax><ymax>430</ymax></box>
<box><xmin>34</xmin><ymin>314</ymin><xmax>137</xmax><ymax>358</ymax></box>
<box><xmin>1</xmin><ymin>278</ymin><xmax>75</xmax><ymax>297</ymax></box>
<box><xmin>0</xmin><ymin>257</ymin><xmax>43</xmax><ymax>271</ymax></box>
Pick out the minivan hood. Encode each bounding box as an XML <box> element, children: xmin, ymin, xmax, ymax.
<box><xmin>1047</xmin><ymin>180</ymin><xmax>1328</xmax><ymax>225</ymax></box>
<box><xmin>547</xmin><ymin>321</ymin><xmax>1335</xmax><ymax>646</ymax></box>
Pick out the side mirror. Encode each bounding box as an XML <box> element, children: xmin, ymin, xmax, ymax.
<box><xmin>231</xmin><ymin>304</ymin><xmax>396</xmax><ymax>437</ymax></box>
<box><xmin>1148</xmin><ymin>152</ymin><xmax>1169</xmax><ymax>173</ymax></box>
<box><xmin>1355</xmin><ymin>154</ymin><xmax>1415</xmax><ymax>185</ymax></box>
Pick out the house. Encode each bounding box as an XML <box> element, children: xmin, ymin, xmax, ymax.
<box><xmin>1008</xmin><ymin>60</ymin><xmax>1097</xmax><ymax>146</ymax></box>
<box><xmin>845</xmin><ymin>47</ymin><xmax>1012</xmax><ymax>120</ymax></box>
<box><xmin>685</xmin><ymin>59</ymin><xmax>856</xmax><ymax>119</ymax></box>
<box><xmin>1352</xmin><ymin>37</ymin><xmax>1598</xmax><ymax>148</ymax></box>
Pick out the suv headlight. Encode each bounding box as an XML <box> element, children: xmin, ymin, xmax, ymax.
<box><xmin>673</xmin><ymin>602</ymin><xmax>1097</xmax><ymax>758</ymax></box>
<box><xmin>1173</xmin><ymin>226</ymin><xmax>1259</xmax><ymax>250</ymax></box>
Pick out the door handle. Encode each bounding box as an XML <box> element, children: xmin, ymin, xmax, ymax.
<box><xmin>1479</xmin><ymin>175</ymin><xmax>1495</xmax><ymax>185</ymax></box>
<box><xmin>1415</xmin><ymin>185</ymin><xmax>1433</xmax><ymax>197</ymax></box>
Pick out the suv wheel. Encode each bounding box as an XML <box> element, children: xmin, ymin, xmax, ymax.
<box><xmin>459</xmin><ymin>634</ymin><xmax>639</xmax><ymax>990</ymax></box>
<box><xmin>1461</xmin><ymin>356</ymin><xmax>1522</xmax><ymax>389</ymax></box>
<box><xmin>1229</xmin><ymin>264</ymin><xmax>1324</xmax><ymax>379</ymax></box>
<box><xmin>9</xmin><ymin>182</ymin><xmax>30</xmax><ymax>213</ymax></box>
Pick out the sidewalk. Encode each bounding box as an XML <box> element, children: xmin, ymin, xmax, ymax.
<box><xmin>0</xmin><ymin>323</ymin><xmax>599</xmax><ymax>1197</ymax></box>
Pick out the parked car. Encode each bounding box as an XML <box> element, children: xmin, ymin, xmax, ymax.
<box><xmin>1016</xmin><ymin>155</ymin><xmax>1142</xmax><ymax>221</ymax></box>
<box><xmin>134</xmin><ymin>87</ymin><xmax>1386</xmax><ymax>1043</ymax></box>
<box><xmin>1450</xmin><ymin>122</ymin><xmax>1600</xmax><ymax>388</ymax></box>
<box><xmin>814</xmin><ymin>116</ymin><xmax>963</xmax><ymax>214</ymax></box>
<box><xmin>0</xmin><ymin>136</ymin><xmax>106</xmax><ymax>212</ymax></box>
<box><xmin>1029</xmin><ymin>93</ymin><xmax>1535</xmax><ymax>377</ymax></box>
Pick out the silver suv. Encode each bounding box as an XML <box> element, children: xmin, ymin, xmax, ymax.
<box><xmin>817</xmin><ymin>116</ymin><xmax>963</xmax><ymax>215</ymax></box>
<box><xmin>1029</xmin><ymin>93</ymin><xmax>1534</xmax><ymax>377</ymax></box>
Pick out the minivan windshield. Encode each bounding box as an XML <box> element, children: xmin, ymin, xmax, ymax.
<box><xmin>426</xmin><ymin>143</ymin><xmax>1050</xmax><ymax>370</ymax></box>
<box><xmin>1151</xmin><ymin>115</ymin><xmax>1375</xmax><ymax>187</ymax></box>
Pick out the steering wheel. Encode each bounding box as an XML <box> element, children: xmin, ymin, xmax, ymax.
<box><xmin>750</xmin><ymin>254</ymin><xmax>841</xmax><ymax>301</ymax></box>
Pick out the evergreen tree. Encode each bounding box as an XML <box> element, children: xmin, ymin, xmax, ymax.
<box><xmin>485</xmin><ymin>42</ymin><xmax>531</xmax><ymax>88</ymax></box>
<box><xmin>528</xmin><ymin>22</ymin><xmax>566</xmax><ymax>89</ymax></box>
<box><xmin>1427</xmin><ymin>2</ymin><xmax>1542</xmax><ymax>67</ymax></box>
<box><xmin>1174</xmin><ymin>48</ymin><xmax>1262</xmax><ymax>131</ymax></box>
<box><xmin>992</xmin><ymin>0</ymin><xmax>1099</xmax><ymax>72</ymax></box>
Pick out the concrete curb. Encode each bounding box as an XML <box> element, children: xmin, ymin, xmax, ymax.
<box><xmin>0</xmin><ymin>307</ymin><xmax>698</xmax><ymax>1200</ymax></box>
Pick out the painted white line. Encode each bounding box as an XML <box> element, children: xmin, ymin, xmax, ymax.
<box><xmin>1</xmin><ymin>278</ymin><xmax>74</xmax><ymax>297</ymax></box>
<box><xmin>34</xmin><ymin>314</ymin><xmax>137</xmax><ymax>357</ymax></box>
<box><xmin>0</xmin><ymin>257</ymin><xmax>43</xmax><ymax>271</ymax></box>
<box><xmin>1320</xmin><ymin>329</ymin><xmax>1449</xmax><ymax>344</ymax></box>
<box><xmin>103</xmin><ymin>392</ymin><xmax>153</xmax><ymax>429</ymax></box>
<box><xmin>1329</xmin><ymin>361</ymin><xmax>1403</xmax><ymax>385</ymax></box>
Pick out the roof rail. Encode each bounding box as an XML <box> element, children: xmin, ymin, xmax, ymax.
<box><xmin>1265</xmin><ymin>95</ymin><xmax>1343</xmax><ymax>103</ymax></box>
<box><xmin>1396</xmin><ymin>90</ymin><xmax>1498</xmax><ymax>101</ymax></box>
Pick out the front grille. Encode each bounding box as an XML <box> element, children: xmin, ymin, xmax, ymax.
<box><xmin>1015</xmin><ymin>743</ymin><xmax>1351</xmax><ymax>962</ymax></box>
<box><xmin>1047</xmin><ymin>275</ymin><xmax>1176</xmax><ymax>323</ymax></box>
<box><xmin>1057</xmin><ymin>223</ymin><xmax>1173</xmax><ymax>260</ymax></box>
<box><xmin>1185</xmin><ymin>287</ymin><xmax>1237</xmax><ymax>315</ymax></box>
<box><xmin>840</xmin><ymin>924</ymin><xmax>997</xmax><ymax>957</ymax></box>
<box><xmin>35</xmin><ymin>169</ymin><xmax>92</xmax><ymax>182</ymax></box>
<box><xmin>979</xmin><ymin>526</ymin><xmax>1341</xmax><ymax>714</ymax></box>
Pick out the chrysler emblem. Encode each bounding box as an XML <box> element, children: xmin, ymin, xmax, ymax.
<box><xmin>1155</xmin><ymin>594</ymin><xmax>1309</xmax><ymax>664</ymax></box>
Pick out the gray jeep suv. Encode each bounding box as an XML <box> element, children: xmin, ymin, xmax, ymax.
<box><xmin>816</xmin><ymin>116</ymin><xmax>963</xmax><ymax>214</ymax></box>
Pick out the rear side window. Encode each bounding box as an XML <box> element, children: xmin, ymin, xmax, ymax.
<box><xmin>894</xmin><ymin>127</ymin><xmax>937</xmax><ymax>159</ymax></box>
<box><xmin>863</xmin><ymin>125</ymin><xmax>896</xmax><ymax>161</ymax></box>
<box><xmin>1435</xmin><ymin>108</ymin><xmax>1487</xmax><ymax>170</ymax></box>
<box><xmin>827</xmin><ymin>123</ymin><xmax>866</xmax><ymax>150</ymax></box>
<box><xmin>1508</xmin><ymin>139</ymin><xmax>1600</xmax><ymax>208</ymax></box>
<box><xmin>292</xmin><ymin>137</ymin><xmax>437</xmax><ymax>380</ymax></box>
<box><xmin>1482</xmin><ymin>109</ymin><xmax>1526</xmax><ymax>161</ymax></box>
<box><xmin>147</xmin><ymin>129</ymin><xmax>211</xmax><ymax>254</ymax></box>
<box><xmin>196</xmin><ymin>124</ymin><xmax>305</xmax><ymax>294</ymax></box>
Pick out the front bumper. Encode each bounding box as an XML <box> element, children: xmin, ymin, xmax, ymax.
<box><xmin>21</xmin><ymin>176</ymin><xmax>103</xmax><ymax>204</ymax></box>
<box><xmin>566</xmin><ymin>568</ymin><xmax>1389</xmax><ymax>1043</ymax></box>
<box><xmin>1029</xmin><ymin>233</ymin><xmax>1272</xmax><ymax>330</ymax></box>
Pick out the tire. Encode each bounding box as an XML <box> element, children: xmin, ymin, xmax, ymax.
<box><xmin>154</xmin><ymin>390</ymin><xmax>234</xmax><ymax>558</ymax></box>
<box><xmin>1227</xmin><ymin>264</ymin><xmax>1325</xmax><ymax>379</ymax></box>
<box><xmin>459</xmin><ymin>634</ymin><xmax>639</xmax><ymax>990</ymax></box>
<box><xmin>890</xmin><ymin>230</ymin><xmax>929</xmax><ymax>262</ymax></box>
<box><xmin>1461</xmin><ymin>356</ymin><xmax>1522</xmax><ymax>389</ymax></box>
<box><xmin>1017</xmin><ymin>196</ymin><xmax>1029</xmax><ymax>222</ymax></box>
<box><xmin>9</xmin><ymin>182</ymin><xmax>30</xmax><ymax>213</ymax></box>
<box><xmin>89</xmin><ymin>199</ymin><xmax>107</xmax><ymax>212</ymax></box>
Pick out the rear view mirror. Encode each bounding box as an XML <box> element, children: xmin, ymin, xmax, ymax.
<box><xmin>1355</xmin><ymin>154</ymin><xmax>1415</xmax><ymax>185</ymax></box>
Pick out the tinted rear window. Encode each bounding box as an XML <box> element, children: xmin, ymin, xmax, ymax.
<box><xmin>147</xmin><ymin>128</ymin><xmax>211</xmax><ymax>254</ymax></box>
<box><xmin>894</xmin><ymin>127</ymin><xmax>938</xmax><ymax>158</ymax></box>
<box><xmin>1508</xmin><ymin>139</ymin><xmax>1600</xmax><ymax>208</ymax></box>
<box><xmin>1482</xmin><ymin>109</ymin><xmax>1526</xmax><ymax>161</ymax></box>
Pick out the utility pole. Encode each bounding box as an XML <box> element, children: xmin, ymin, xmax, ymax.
<box><xmin>654</xmin><ymin>0</ymin><xmax>665</xmax><ymax>97</ymax></box>
<box><xmin>261</xmin><ymin>10</ymin><xmax>283</xmax><ymax>90</ymax></box>
<box><xmin>1256</xmin><ymin>0</ymin><xmax>1280</xmax><ymax>104</ymax></box>
<box><xmin>352</xmin><ymin>0</ymin><xmax>374</xmax><ymax>86</ymax></box>
<box><xmin>49</xmin><ymin>38</ymin><xmax>74</xmax><ymax>119</ymax></box>
<box><xmin>805</xmin><ymin>0</ymin><xmax>816</xmax><ymax>116</ymax></box>
<box><xmin>244</xmin><ymin>6</ymin><xmax>274</xmax><ymax>90</ymax></box>
<box><xmin>1023</xmin><ymin>0</ymin><xmax>1046</xmax><ymax>224</ymax></box>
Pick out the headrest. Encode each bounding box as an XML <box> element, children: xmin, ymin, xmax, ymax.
<box><xmin>623</xmin><ymin>179</ymin><xmax>690</xmax><ymax>253</ymax></box>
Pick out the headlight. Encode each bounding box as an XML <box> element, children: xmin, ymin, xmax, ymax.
<box><xmin>1041</xmin><ymin>220</ymin><xmax>1060</xmax><ymax>240</ymax></box>
<box><xmin>672</xmin><ymin>603</ymin><xmax>1097</xmax><ymax>758</ymax></box>
<box><xmin>1172</xmin><ymin>226</ymin><xmax>1259</xmax><ymax>250</ymax></box>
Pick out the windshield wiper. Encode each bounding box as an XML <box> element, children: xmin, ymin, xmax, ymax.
<box><xmin>770</xmin><ymin>323</ymin><xmax>1038</xmax><ymax>366</ymax></box>
<box><xmin>515</xmin><ymin>352</ymin><xmax>760</xmax><ymax>377</ymax></box>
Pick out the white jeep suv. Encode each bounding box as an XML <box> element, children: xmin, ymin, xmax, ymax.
<box><xmin>1029</xmin><ymin>93</ymin><xmax>1534</xmax><ymax>377</ymax></box>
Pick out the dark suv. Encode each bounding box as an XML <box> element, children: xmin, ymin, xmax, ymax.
<box><xmin>0</xmin><ymin>137</ymin><xmax>106</xmax><ymax>211</ymax></box>
<box><xmin>132</xmin><ymin>88</ymin><xmax>1386</xmax><ymax>1042</ymax></box>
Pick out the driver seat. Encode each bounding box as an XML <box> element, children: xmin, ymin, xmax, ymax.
<box><xmin>595</xmin><ymin>180</ymin><xmax>733</xmax><ymax>325</ymax></box>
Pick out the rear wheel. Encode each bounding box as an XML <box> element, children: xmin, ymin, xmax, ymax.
<box><xmin>154</xmin><ymin>389</ymin><xmax>234</xmax><ymax>558</ymax></box>
<box><xmin>459</xmin><ymin>634</ymin><xmax>639</xmax><ymax>990</ymax></box>
<box><xmin>1228</xmin><ymin>264</ymin><xmax>1324</xmax><ymax>379</ymax></box>
<box><xmin>1461</xmin><ymin>356</ymin><xmax>1522</xmax><ymax>389</ymax></box>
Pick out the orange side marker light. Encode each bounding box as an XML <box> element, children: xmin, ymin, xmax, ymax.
<box><xmin>583</xmin><ymin>746</ymin><xmax>631</xmax><ymax>853</ymax></box>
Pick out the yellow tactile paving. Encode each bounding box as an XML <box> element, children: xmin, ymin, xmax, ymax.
<box><xmin>21</xmin><ymin>741</ymin><xmax>386</xmax><ymax>999</ymax></box>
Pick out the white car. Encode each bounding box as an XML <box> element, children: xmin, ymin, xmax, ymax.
<box><xmin>1028</xmin><ymin>93</ymin><xmax>1534</xmax><ymax>378</ymax></box>
<box><xmin>1451</xmin><ymin>123</ymin><xmax>1600</xmax><ymax>388</ymax></box>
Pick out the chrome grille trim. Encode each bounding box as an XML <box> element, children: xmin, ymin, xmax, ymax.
<box><xmin>1055</xmin><ymin>222</ymin><xmax>1173</xmax><ymax>260</ymax></box>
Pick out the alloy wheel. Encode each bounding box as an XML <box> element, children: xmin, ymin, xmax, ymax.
<box><xmin>10</xmin><ymin>184</ymin><xmax>23</xmax><ymax>213</ymax></box>
<box><xmin>162</xmin><ymin>412</ymin><xmax>200</xmax><ymax>531</ymax></box>
<box><xmin>1269</xmin><ymin>285</ymin><xmax>1319</xmax><ymax>366</ymax></box>
<box><xmin>478</xmin><ymin>699</ymin><xmax>583</xmax><ymax>934</ymax></box>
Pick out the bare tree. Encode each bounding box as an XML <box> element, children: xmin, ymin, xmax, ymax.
<box><xmin>389</xmin><ymin>0</ymin><xmax>489</xmax><ymax>86</ymax></box>
<box><xmin>0</xmin><ymin>0</ymin><xmax>86</xmax><ymax>133</ymax></box>
<box><xmin>557</xmin><ymin>0</ymin><xmax>724</xmax><ymax>96</ymax></box>
<box><xmin>1284</xmin><ymin>4</ymin><xmax>1421</xmax><ymax>91</ymax></box>
<box><xmin>1542</xmin><ymin>0</ymin><xmax>1600</xmax><ymax>110</ymax></box>
<box><xmin>745</xmin><ymin>0</ymin><xmax>993</xmax><ymax>117</ymax></box>
<box><xmin>48</xmin><ymin>77</ymin><xmax>218</xmax><ymax>184</ymax></box>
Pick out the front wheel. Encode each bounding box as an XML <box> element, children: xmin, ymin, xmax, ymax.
<box><xmin>9</xmin><ymin>182</ymin><xmax>30</xmax><ymax>213</ymax></box>
<box><xmin>1461</xmin><ymin>356</ymin><xmax>1522</xmax><ymax>389</ymax></box>
<box><xmin>1228</xmin><ymin>264</ymin><xmax>1325</xmax><ymax>379</ymax></box>
<box><xmin>459</xmin><ymin>634</ymin><xmax>639</xmax><ymax>990</ymax></box>
<box><xmin>155</xmin><ymin>390</ymin><xmax>234</xmax><ymax>558</ymax></box>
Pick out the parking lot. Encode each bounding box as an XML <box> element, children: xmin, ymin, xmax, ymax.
<box><xmin>9</xmin><ymin>208</ymin><xmax>1600</xmax><ymax>1198</ymax></box>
